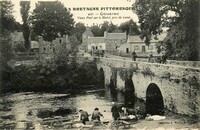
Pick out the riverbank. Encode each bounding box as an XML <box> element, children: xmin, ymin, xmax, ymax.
<box><xmin>0</xmin><ymin>58</ymin><xmax>102</xmax><ymax>93</ymax></box>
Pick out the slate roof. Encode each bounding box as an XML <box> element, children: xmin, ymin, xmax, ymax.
<box><xmin>82</xmin><ymin>27</ymin><xmax>94</xmax><ymax>37</ymax></box>
<box><xmin>105</xmin><ymin>32</ymin><xmax>126</xmax><ymax>40</ymax></box>
<box><xmin>88</xmin><ymin>37</ymin><xmax>105</xmax><ymax>43</ymax></box>
<box><xmin>127</xmin><ymin>33</ymin><xmax>166</xmax><ymax>43</ymax></box>
<box><xmin>127</xmin><ymin>35</ymin><xmax>143</xmax><ymax>43</ymax></box>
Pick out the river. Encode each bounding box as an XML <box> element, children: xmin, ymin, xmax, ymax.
<box><xmin>0</xmin><ymin>87</ymin><xmax>199</xmax><ymax>129</ymax></box>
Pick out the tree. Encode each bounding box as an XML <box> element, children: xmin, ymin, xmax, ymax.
<box><xmin>100</xmin><ymin>21</ymin><xmax>118</xmax><ymax>34</ymax></box>
<box><xmin>107</xmin><ymin>22</ymin><xmax>118</xmax><ymax>33</ymax></box>
<box><xmin>118</xmin><ymin>19</ymin><xmax>140</xmax><ymax>35</ymax></box>
<box><xmin>31</xmin><ymin>1</ymin><xmax>74</xmax><ymax>41</ymax></box>
<box><xmin>0</xmin><ymin>1</ymin><xmax>21</xmax><ymax>36</ymax></box>
<box><xmin>20</xmin><ymin>1</ymin><xmax>30</xmax><ymax>51</ymax></box>
<box><xmin>73</xmin><ymin>22</ymin><xmax>86</xmax><ymax>42</ymax></box>
<box><xmin>0</xmin><ymin>1</ymin><xmax>18</xmax><ymax>62</ymax></box>
<box><xmin>91</xmin><ymin>25</ymin><xmax>102</xmax><ymax>36</ymax></box>
<box><xmin>133</xmin><ymin>0</ymin><xmax>199</xmax><ymax>60</ymax></box>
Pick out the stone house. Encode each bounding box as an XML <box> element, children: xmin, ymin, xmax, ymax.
<box><xmin>104</xmin><ymin>31</ymin><xmax>127</xmax><ymax>54</ymax></box>
<box><xmin>10</xmin><ymin>32</ymin><xmax>25</xmax><ymax>52</ymax></box>
<box><xmin>38</xmin><ymin>35</ymin><xmax>71</xmax><ymax>54</ymax></box>
<box><xmin>82</xmin><ymin>27</ymin><xmax>127</xmax><ymax>54</ymax></box>
<box><xmin>118</xmin><ymin>33</ymin><xmax>166</xmax><ymax>57</ymax></box>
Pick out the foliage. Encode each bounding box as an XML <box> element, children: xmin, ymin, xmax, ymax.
<box><xmin>20</xmin><ymin>1</ymin><xmax>30</xmax><ymax>51</ymax></box>
<box><xmin>13</xmin><ymin>42</ymin><xmax>26</xmax><ymax>52</ymax></box>
<box><xmin>0</xmin><ymin>1</ymin><xmax>19</xmax><ymax>90</ymax></box>
<box><xmin>133</xmin><ymin>0</ymin><xmax>199</xmax><ymax>60</ymax></box>
<box><xmin>91</xmin><ymin>25</ymin><xmax>102</xmax><ymax>36</ymax></box>
<box><xmin>69</xmin><ymin>36</ymin><xmax>80</xmax><ymax>54</ymax></box>
<box><xmin>0</xmin><ymin>1</ymin><xmax>21</xmax><ymax>36</ymax></box>
<box><xmin>31</xmin><ymin>1</ymin><xmax>74</xmax><ymax>41</ymax></box>
<box><xmin>73</xmin><ymin>22</ymin><xmax>86</xmax><ymax>42</ymax></box>
<box><xmin>91</xmin><ymin>21</ymin><xmax>118</xmax><ymax>36</ymax></box>
<box><xmin>118</xmin><ymin>19</ymin><xmax>140</xmax><ymax>35</ymax></box>
<box><xmin>1</xmin><ymin>56</ymin><xmax>99</xmax><ymax>93</ymax></box>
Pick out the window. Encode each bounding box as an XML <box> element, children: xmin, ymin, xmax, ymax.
<box><xmin>134</xmin><ymin>45</ymin><xmax>139</xmax><ymax>50</ymax></box>
<box><xmin>126</xmin><ymin>48</ymin><xmax>129</xmax><ymax>53</ymax></box>
<box><xmin>148</xmin><ymin>45</ymin><xmax>153</xmax><ymax>50</ymax></box>
<box><xmin>43</xmin><ymin>47</ymin><xmax>46</xmax><ymax>53</ymax></box>
<box><xmin>59</xmin><ymin>39</ymin><xmax>62</xmax><ymax>43</ymax></box>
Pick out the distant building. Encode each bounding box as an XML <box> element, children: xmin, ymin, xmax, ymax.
<box><xmin>10</xmin><ymin>32</ymin><xmax>25</xmax><ymax>52</ymax></box>
<box><xmin>118</xmin><ymin>33</ymin><xmax>166</xmax><ymax>57</ymax></box>
<box><xmin>81</xmin><ymin>27</ymin><xmax>127</xmax><ymax>54</ymax></box>
<box><xmin>11</xmin><ymin>32</ymin><xmax>24</xmax><ymax>45</ymax></box>
<box><xmin>80</xmin><ymin>27</ymin><xmax>94</xmax><ymax>51</ymax></box>
<box><xmin>38</xmin><ymin>35</ymin><xmax>70</xmax><ymax>54</ymax></box>
<box><xmin>30</xmin><ymin>41</ymin><xmax>39</xmax><ymax>52</ymax></box>
<box><xmin>104</xmin><ymin>31</ymin><xmax>127</xmax><ymax>54</ymax></box>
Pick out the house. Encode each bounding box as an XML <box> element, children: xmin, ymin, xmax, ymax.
<box><xmin>11</xmin><ymin>32</ymin><xmax>24</xmax><ymax>45</ymax></box>
<box><xmin>30</xmin><ymin>41</ymin><xmax>39</xmax><ymax>52</ymax></box>
<box><xmin>104</xmin><ymin>31</ymin><xmax>127</xmax><ymax>54</ymax></box>
<box><xmin>82</xmin><ymin>27</ymin><xmax>127</xmax><ymax>54</ymax></box>
<box><xmin>38</xmin><ymin>35</ymin><xmax>70</xmax><ymax>54</ymax></box>
<box><xmin>79</xmin><ymin>27</ymin><xmax>94</xmax><ymax>51</ymax></box>
<box><xmin>118</xmin><ymin>33</ymin><xmax>166</xmax><ymax>57</ymax></box>
<box><xmin>10</xmin><ymin>32</ymin><xmax>25</xmax><ymax>52</ymax></box>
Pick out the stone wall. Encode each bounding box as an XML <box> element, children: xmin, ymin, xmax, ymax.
<box><xmin>96</xmin><ymin>57</ymin><xmax>200</xmax><ymax>117</ymax></box>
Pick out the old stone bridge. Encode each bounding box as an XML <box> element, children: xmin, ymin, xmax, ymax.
<box><xmin>93</xmin><ymin>57</ymin><xmax>200</xmax><ymax>117</ymax></box>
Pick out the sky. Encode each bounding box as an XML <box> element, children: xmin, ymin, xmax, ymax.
<box><xmin>11</xmin><ymin>0</ymin><xmax>139</xmax><ymax>26</ymax></box>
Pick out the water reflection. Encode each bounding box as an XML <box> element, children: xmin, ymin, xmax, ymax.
<box><xmin>0</xmin><ymin>87</ymin><xmax>146</xmax><ymax>129</ymax></box>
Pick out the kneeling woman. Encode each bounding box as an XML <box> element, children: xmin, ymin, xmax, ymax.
<box><xmin>91</xmin><ymin>108</ymin><xmax>104</xmax><ymax>121</ymax></box>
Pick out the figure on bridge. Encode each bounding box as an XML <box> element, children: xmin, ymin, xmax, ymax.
<box><xmin>161</xmin><ymin>53</ymin><xmax>167</xmax><ymax>64</ymax></box>
<box><xmin>132</xmin><ymin>51</ymin><xmax>137</xmax><ymax>61</ymax></box>
<box><xmin>148</xmin><ymin>53</ymin><xmax>153</xmax><ymax>62</ymax></box>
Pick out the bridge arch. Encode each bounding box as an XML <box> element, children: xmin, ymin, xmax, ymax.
<box><xmin>124</xmin><ymin>78</ymin><xmax>135</xmax><ymax>107</ymax></box>
<box><xmin>146</xmin><ymin>83</ymin><xmax>164</xmax><ymax>115</ymax></box>
<box><xmin>98</xmin><ymin>68</ymin><xmax>105</xmax><ymax>88</ymax></box>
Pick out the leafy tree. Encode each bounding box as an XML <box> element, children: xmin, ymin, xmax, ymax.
<box><xmin>91</xmin><ymin>25</ymin><xmax>102</xmax><ymax>36</ymax></box>
<box><xmin>118</xmin><ymin>19</ymin><xmax>140</xmax><ymax>35</ymax></box>
<box><xmin>20</xmin><ymin>1</ymin><xmax>30</xmax><ymax>51</ymax></box>
<box><xmin>100</xmin><ymin>21</ymin><xmax>109</xmax><ymax>34</ymax></box>
<box><xmin>100</xmin><ymin>21</ymin><xmax>118</xmax><ymax>33</ymax></box>
<box><xmin>0</xmin><ymin>1</ymin><xmax>21</xmax><ymax>35</ymax></box>
<box><xmin>0</xmin><ymin>1</ymin><xmax>18</xmax><ymax>62</ymax></box>
<box><xmin>107</xmin><ymin>22</ymin><xmax>118</xmax><ymax>33</ymax></box>
<box><xmin>133</xmin><ymin>0</ymin><xmax>199</xmax><ymax>60</ymax></box>
<box><xmin>31</xmin><ymin>1</ymin><xmax>75</xmax><ymax>41</ymax></box>
<box><xmin>73</xmin><ymin>22</ymin><xmax>86</xmax><ymax>42</ymax></box>
<box><xmin>91</xmin><ymin>21</ymin><xmax>118</xmax><ymax>36</ymax></box>
<box><xmin>0</xmin><ymin>1</ymin><xmax>17</xmax><ymax>91</ymax></box>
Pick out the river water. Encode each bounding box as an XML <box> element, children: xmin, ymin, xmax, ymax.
<box><xmin>0</xmin><ymin>87</ymin><xmax>199</xmax><ymax>129</ymax></box>
<box><xmin>0</xmin><ymin>87</ymin><xmax>138</xmax><ymax>129</ymax></box>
